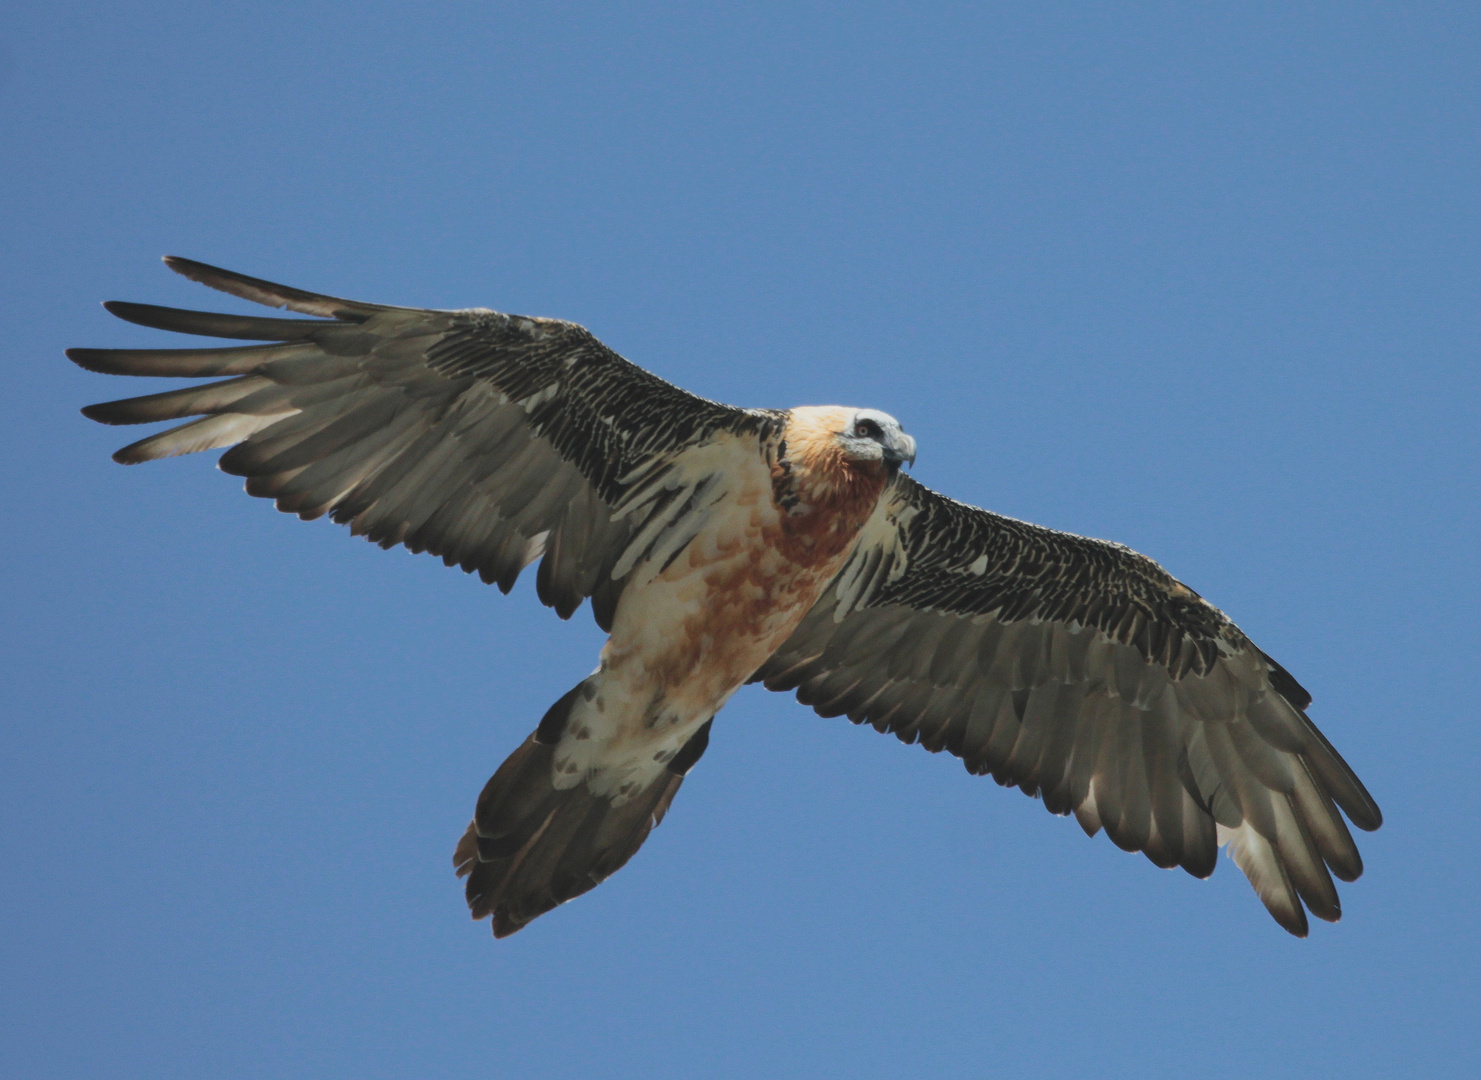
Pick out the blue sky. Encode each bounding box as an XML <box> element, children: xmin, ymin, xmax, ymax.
<box><xmin>3</xmin><ymin>3</ymin><xmax>1478</xmax><ymax>1077</ymax></box>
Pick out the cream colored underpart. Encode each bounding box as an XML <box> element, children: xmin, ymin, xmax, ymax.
<box><xmin>550</xmin><ymin>435</ymin><xmax>869</xmax><ymax>801</ymax></box>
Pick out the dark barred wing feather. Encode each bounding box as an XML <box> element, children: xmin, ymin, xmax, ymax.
<box><xmin>757</xmin><ymin>475</ymin><xmax>1381</xmax><ymax>935</ymax></box>
<box><xmin>73</xmin><ymin>258</ymin><xmax>779</xmax><ymax>626</ymax></box>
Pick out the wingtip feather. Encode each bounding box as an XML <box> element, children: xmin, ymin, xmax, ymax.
<box><xmin>80</xmin><ymin>401</ymin><xmax>122</xmax><ymax>424</ymax></box>
<box><xmin>162</xmin><ymin>255</ymin><xmax>382</xmax><ymax>320</ymax></box>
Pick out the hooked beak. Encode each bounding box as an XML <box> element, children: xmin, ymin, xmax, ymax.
<box><xmin>882</xmin><ymin>432</ymin><xmax>917</xmax><ymax>469</ymax></box>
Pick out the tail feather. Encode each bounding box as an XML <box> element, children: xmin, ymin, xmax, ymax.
<box><xmin>454</xmin><ymin>719</ymin><xmax>713</xmax><ymax>938</ymax></box>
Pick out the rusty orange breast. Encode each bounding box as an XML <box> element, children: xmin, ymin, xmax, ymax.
<box><xmin>772</xmin><ymin>406</ymin><xmax>890</xmax><ymax>567</ymax></box>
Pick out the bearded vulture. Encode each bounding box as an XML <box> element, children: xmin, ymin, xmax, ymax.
<box><xmin>71</xmin><ymin>257</ymin><xmax>1382</xmax><ymax>939</ymax></box>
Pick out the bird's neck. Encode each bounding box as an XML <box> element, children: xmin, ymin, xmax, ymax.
<box><xmin>768</xmin><ymin>408</ymin><xmax>889</xmax><ymax>561</ymax></box>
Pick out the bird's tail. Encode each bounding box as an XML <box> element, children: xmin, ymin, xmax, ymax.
<box><xmin>453</xmin><ymin>692</ymin><xmax>712</xmax><ymax>938</ymax></box>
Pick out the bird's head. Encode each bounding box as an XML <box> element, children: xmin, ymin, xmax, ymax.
<box><xmin>781</xmin><ymin>406</ymin><xmax>918</xmax><ymax>501</ymax></box>
<box><xmin>837</xmin><ymin>408</ymin><xmax>917</xmax><ymax>475</ymax></box>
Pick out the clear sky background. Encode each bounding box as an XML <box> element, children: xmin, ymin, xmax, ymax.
<box><xmin>3</xmin><ymin>3</ymin><xmax>1478</xmax><ymax>1078</ymax></box>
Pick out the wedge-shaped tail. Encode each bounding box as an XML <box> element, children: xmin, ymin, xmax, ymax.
<box><xmin>454</xmin><ymin>706</ymin><xmax>713</xmax><ymax>938</ymax></box>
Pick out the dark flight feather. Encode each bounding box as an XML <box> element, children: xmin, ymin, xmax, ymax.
<box><xmin>757</xmin><ymin>476</ymin><xmax>1382</xmax><ymax>934</ymax></box>
<box><xmin>73</xmin><ymin>257</ymin><xmax>783</xmax><ymax>626</ymax></box>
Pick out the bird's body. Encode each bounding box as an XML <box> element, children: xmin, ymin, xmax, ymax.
<box><xmin>73</xmin><ymin>258</ymin><xmax>1381</xmax><ymax>938</ymax></box>
<box><xmin>531</xmin><ymin>407</ymin><xmax>886</xmax><ymax>803</ymax></box>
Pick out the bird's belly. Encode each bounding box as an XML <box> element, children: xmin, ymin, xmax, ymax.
<box><xmin>551</xmin><ymin>478</ymin><xmax>871</xmax><ymax>795</ymax></box>
<box><xmin>603</xmin><ymin>493</ymin><xmax>848</xmax><ymax>723</ymax></box>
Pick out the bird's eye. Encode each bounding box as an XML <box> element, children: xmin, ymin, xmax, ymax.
<box><xmin>854</xmin><ymin>419</ymin><xmax>880</xmax><ymax>439</ymax></box>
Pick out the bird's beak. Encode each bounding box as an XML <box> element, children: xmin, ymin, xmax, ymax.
<box><xmin>883</xmin><ymin>432</ymin><xmax>917</xmax><ymax>468</ymax></box>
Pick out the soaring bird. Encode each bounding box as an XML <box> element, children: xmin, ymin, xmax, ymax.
<box><xmin>72</xmin><ymin>258</ymin><xmax>1381</xmax><ymax>939</ymax></box>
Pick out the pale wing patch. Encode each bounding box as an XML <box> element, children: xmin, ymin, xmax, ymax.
<box><xmin>117</xmin><ymin>410</ymin><xmax>299</xmax><ymax>464</ymax></box>
<box><xmin>610</xmin><ymin>435</ymin><xmax>767</xmax><ymax>587</ymax></box>
<box><xmin>1218</xmin><ymin>822</ymin><xmax>1306</xmax><ymax>935</ymax></box>
<box><xmin>831</xmin><ymin>486</ymin><xmax>916</xmax><ymax>620</ymax></box>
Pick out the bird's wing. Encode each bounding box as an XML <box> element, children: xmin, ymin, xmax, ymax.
<box><xmin>72</xmin><ymin>258</ymin><xmax>781</xmax><ymax>628</ymax></box>
<box><xmin>755</xmin><ymin>475</ymin><xmax>1382</xmax><ymax>935</ymax></box>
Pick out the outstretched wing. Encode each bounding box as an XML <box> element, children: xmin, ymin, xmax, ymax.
<box><xmin>756</xmin><ymin>475</ymin><xmax>1382</xmax><ymax>935</ymax></box>
<box><xmin>72</xmin><ymin>258</ymin><xmax>782</xmax><ymax>628</ymax></box>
